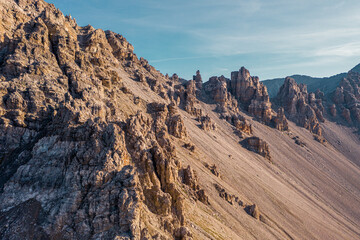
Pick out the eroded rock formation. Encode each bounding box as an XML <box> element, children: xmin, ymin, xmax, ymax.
<box><xmin>204</xmin><ymin>76</ymin><xmax>230</xmax><ymax>104</ymax></box>
<box><xmin>203</xmin><ymin>67</ymin><xmax>288</xmax><ymax>130</ymax></box>
<box><xmin>332</xmin><ymin>67</ymin><xmax>360</xmax><ymax>126</ymax></box>
<box><xmin>230</xmin><ymin>67</ymin><xmax>273</xmax><ymax>124</ymax></box>
<box><xmin>241</xmin><ymin>137</ymin><xmax>271</xmax><ymax>160</ymax></box>
<box><xmin>272</xmin><ymin>107</ymin><xmax>289</xmax><ymax>131</ymax></box>
<box><xmin>224</xmin><ymin>114</ymin><xmax>253</xmax><ymax>137</ymax></box>
<box><xmin>275</xmin><ymin>77</ymin><xmax>323</xmax><ymax>136</ymax></box>
<box><xmin>204</xmin><ymin>163</ymin><xmax>221</xmax><ymax>178</ymax></box>
<box><xmin>230</xmin><ymin>67</ymin><xmax>269</xmax><ymax>105</ymax></box>
<box><xmin>0</xmin><ymin>1</ymin><xmax>208</xmax><ymax>239</ymax></box>
<box><xmin>193</xmin><ymin>70</ymin><xmax>203</xmax><ymax>90</ymax></box>
<box><xmin>198</xmin><ymin>115</ymin><xmax>216</xmax><ymax>131</ymax></box>
<box><xmin>214</xmin><ymin>184</ymin><xmax>261</xmax><ymax>220</ymax></box>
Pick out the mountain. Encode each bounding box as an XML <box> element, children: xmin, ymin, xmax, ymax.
<box><xmin>1</xmin><ymin>1</ymin><xmax>360</xmax><ymax>240</ymax></box>
<box><xmin>262</xmin><ymin>73</ymin><xmax>346</xmax><ymax>98</ymax></box>
<box><xmin>351</xmin><ymin>63</ymin><xmax>360</xmax><ymax>73</ymax></box>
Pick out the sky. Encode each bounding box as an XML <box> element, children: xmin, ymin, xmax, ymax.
<box><xmin>48</xmin><ymin>0</ymin><xmax>360</xmax><ymax>81</ymax></box>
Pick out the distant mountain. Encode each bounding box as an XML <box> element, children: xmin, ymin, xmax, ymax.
<box><xmin>262</xmin><ymin>73</ymin><xmax>346</xmax><ymax>98</ymax></box>
<box><xmin>351</xmin><ymin>63</ymin><xmax>360</xmax><ymax>73</ymax></box>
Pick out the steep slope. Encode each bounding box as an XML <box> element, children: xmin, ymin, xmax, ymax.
<box><xmin>0</xmin><ymin>1</ymin><xmax>360</xmax><ymax>240</ymax></box>
<box><xmin>263</xmin><ymin>73</ymin><xmax>346</xmax><ymax>98</ymax></box>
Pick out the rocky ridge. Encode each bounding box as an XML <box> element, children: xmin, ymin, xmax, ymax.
<box><xmin>275</xmin><ymin>77</ymin><xmax>324</xmax><ymax>139</ymax></box>
<box><xmin>332</xmin><ymin>67</ymin><xmax>360</xmax><ymax>126</ymax></box>
<box><xmin>0</xmin><ymin>1</ymin><xmax>206</xmax><ymax>239</ymax></box>
<box><xmin>203</xmin><ymin>68</ymin><xmax>288</xmax><ymax>132</ymax></box>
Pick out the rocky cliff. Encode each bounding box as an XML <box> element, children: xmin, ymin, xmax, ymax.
<box><xmin>332</xmin><ymin>66</ymin><xmax>360</xmax><ymax>126</ymax></box>
<box><xmin>0</xmin><ymin>1</ymin><xmax>204</xmax><ymax>239</ymax></box>
<box><xmin>203</xmin><ymin>67</ymin><xmax>288</xmax><ymax>131</ymax></box>
<box><xmin>275</xmin><ymin>77</ymin><xmax>324</xmax><ymax>138</ymax></box>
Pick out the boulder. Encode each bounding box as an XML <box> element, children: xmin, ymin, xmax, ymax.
<box><xmin>249</xmin><ymin>204</ymin><xmax>260</xmax><ymax>220</ymax></box>
<box><xmin>242</xmin><ymin>137</ymin><xmax>271</xmax><ymax>160</ymax></box>
<box><xmin>272</xmin><ymin>107</ymin><xmax>288</xmax><ymax>131</ymax></box>
<box><xmin>198</xmin><ymin>115</ymin><xmax>216</xmax><ymax>131</ymax></box>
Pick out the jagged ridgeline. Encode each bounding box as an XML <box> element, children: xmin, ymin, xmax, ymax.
<box><xmin>1</xmin><ymin>1</ymin><xmax>360</xmax><ymax>240</ymax></box>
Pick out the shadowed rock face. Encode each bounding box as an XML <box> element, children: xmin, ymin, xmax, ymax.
<box><xmin>332</xmin><ymin>68</ymin><xmax>360</xmax><ymax>126</ymax></box>
<box><xmin>275</xmin><ymin>77</ymin><xmax>323</xmax><ymax>136</ymax></box>
<box><xmin>0</xmin><ymin>199</ymin><xmax>49</xmax><ymax>240</ymax></box>
<box><xmin>241</xmin><ymin>137</ymin><xmax>271</xmax><ymax>160</ymax></box>
<box><xmin>193</xmin><ymin>70</ymin><xmax>203</xmax><ymax>90</ymax></box>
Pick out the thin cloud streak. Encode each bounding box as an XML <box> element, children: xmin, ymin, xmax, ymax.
<box><xmin>149</xmin><ymin>56</ymin><xmax>217</xmax><ymax>63</ymax></box>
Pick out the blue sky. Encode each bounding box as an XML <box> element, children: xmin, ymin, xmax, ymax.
<box><xmin>48</xmin><ymin>0</ymin><xmax>360</xmax><ymax>81</ymax></box>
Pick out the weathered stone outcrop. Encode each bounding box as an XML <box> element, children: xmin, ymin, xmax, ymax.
<box><xmin>215</xmin><ymin>184</ymin><xmax>237</xmax><ymax>205</ymax></box>
<box><xmin>225</xmin><ymin>114</ymin><xmax>253</xmax><ymax>137</ymax></box>
<box><xmin>183</xmin><ymin>80</ymin><xmax>202</xmax><ymax>118</ymax></box>
<box><xmin>203</xmin><ymin>75</ymin><xmax>239</xmax><ymax>114</ymax></box>
<box><xmin>330</xmin><ymin>104</ymin><xmax>337</xmax><ymax>117</ymax></box>
<box><xmin>204</xmin><ymin>163</ymin><xmax>221</xmax><ymax>178</ymax></box>
<box><xmin>204</xmin><ymin>76</ymin><xmax>230</xmax><ymax>104</ymax></box>
<box><xmin>241</xmin><ymin>137</ymin><xmax>271</xmax><ymax>160</ymax></box>
<box><xmin>0</xmin><ymin>1</ymin><xmax>208</xmax><ymax>239</ymax></box>
<box><xmin>193</xmin><ymin>70</ymin><xmax>203</xmax><ymax>90</ymax></box>
<box><xmin>181</xmin><ymin>166</ymin><xmax>210</xmax><ymax>205</ymax></box>
<box><xmin>332</xmin><ymin>68</ymin><xmax>360</xmax><ymax>126</ymax></box>
<box><xmin>230</xmin><ymin>67</ymin><xmax>269</xmax><ymax>105</ymax></box>
<box><xmin>275</xmin><ymin>77</ymin><xmax>323</xmax><ymax>136</ymax></box>
<box><xmin>125</xmin><ymin>111</ymin><xmax>201</xmax><ymax>238</ymax></box>
<box><xmin>292</xmin><ymin>136</ymin><xmax>306</xmax><ymax>147</ymax></box>
<box><xmin>214</xmin><ymin>184</ymin><xmax>261</xmax><ymax>220</ymax></box>
<box><xmin>342</xmin><ymin>108</ymin><xmax>352</xmax><ymax>124</ymax></box>
<box><xmin>230</xmin><ymin>67</ymin><xmax>277</xmax><ymax>125</ymax></box>
<box><xmin>183</xmin><ymin>143</ymin><xmax>196</xmax><ymax>152</ymax></box>
<box><xmin>204</xmin><ymin>67</ymin><xmax>287</xmax><ymax>129</ymax></box>
<box><xmin>248</xmin><ymin>204</ymin><xmax>260</xmax><ymax>220</ymax></box>
<box><xmin>248</xmin><ymin>100</ymin><xmax>273</xmax><ymax>124</ymax></box>
<box><xmin>147</xmin><ymin>102</ymin><xmax>188</xmax><ymax>139</ymax></box>
<box><xmin>272</xmin><ymin>107</ymin><xmax>288</xmax><ymax>131</ymax></box>
<box><xmin>198</xmin><ymin>115</ymin><xmax>216</xmax><ymax>131</ymax></box>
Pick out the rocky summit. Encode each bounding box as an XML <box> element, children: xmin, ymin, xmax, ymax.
<box><xmin>275</xmin><ymin>77</ymin><xmax>324</xmax><ymax>139</ymax></box>
<box><xmin>1</xmin><ymin>1</ymin><xmax>360</xmax><ymax>240</ymax></box>
<box><xmin>333</xmin><ymin>66</ymin><xmax>360</xmax><ymax>126</ymax></box>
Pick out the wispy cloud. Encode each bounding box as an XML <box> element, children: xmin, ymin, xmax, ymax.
<box><xmin>149</xmin><ymin>56</ymin><xmax>216</xmax><ymax>63</ymax></box>
<box><xmin>49</xmin><ymin>0</ymin><xmax>360</xmax><ymax>80</ymax></box>
<box><xmin>315</xmin><ymin>42</ymin><xmax>360</xmax><ymax>57</ymax></box>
